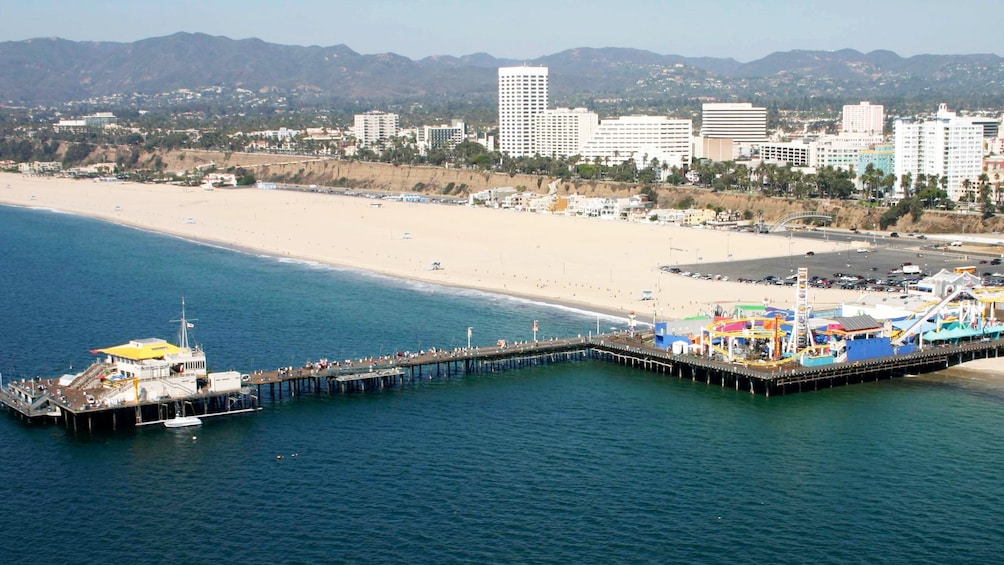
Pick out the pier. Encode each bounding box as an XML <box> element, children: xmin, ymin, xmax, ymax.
<box><xmin>242</xmin><ymin>331</ymin><xmax>1004</xmax><ymax>400</ymax></box>
<box><xmin>0</xmin><ymin>378</ymin><xmax>259</xmax><ymax>433</ymax></box>
<box><xmin>5</xmin><ymin>331</ymin><xmax>1004</xmax><ymax>432</ymax></box>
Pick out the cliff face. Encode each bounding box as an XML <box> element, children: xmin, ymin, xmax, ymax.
<box><xmin>163</xmin><ymin>149</ymin><xmax>637</xmax><ymax>198</ymax></box>
<box><xmin>150</xmin><ymin>149</ymin><xmax>1004</xmax><ymax>234</ymax></box>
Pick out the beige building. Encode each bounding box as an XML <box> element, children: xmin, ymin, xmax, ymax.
<box><xmin>842</xmin><ymin>102</ymin><xmax>884</xmax><ymax>135</ymax></box>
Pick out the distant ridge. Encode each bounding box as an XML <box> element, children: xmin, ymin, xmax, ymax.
<box><xmin>0</xmin><ymin>32</ymin><xmax>1002</xmax><ymax>105</ymax></box>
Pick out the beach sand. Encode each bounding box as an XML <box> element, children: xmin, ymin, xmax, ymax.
<box><xmin>950</xmin><ymin>357</ymin><xmax>1004</xmax><ymax>375</ymax></box>
<box><xmin>0</xmin><ymin>173</ymin><xmax>865</xmax><ymax>320</ymax></box>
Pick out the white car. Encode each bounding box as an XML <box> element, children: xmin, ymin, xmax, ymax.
<box><xmin>950</xmin><ymin>241</ymin><xmax>963</xmax><ymax>247</ymax></box>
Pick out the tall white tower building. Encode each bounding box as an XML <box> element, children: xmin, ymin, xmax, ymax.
<box><xmin>498</xmin><ymin>66</ymin><xmax>549</xmax><ymax>157</ymax></box>
<box><xmin>893</xmin><ymin>103</ymin><xmax>982</xmax><ymax>201</ymax></box>
<box><xmin>842</xmin><ymin>102</ymin><xmax>885</xmax><ymax>135</ymax></box>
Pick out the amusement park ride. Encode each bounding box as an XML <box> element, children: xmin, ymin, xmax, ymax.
<box><xmin>665</xmin><ymin>268</ymin><xmax>1004</xmax><ymax>369</ymax></box>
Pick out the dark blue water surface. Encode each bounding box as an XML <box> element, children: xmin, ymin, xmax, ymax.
<box><xmin>2</xmin><ymin>204</ymin><xmax>1003</xmax><ymax>564</ymax></box>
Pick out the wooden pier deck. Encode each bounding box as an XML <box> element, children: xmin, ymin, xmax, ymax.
<box><xmin>242</xmin><ymin>332</ymin><xmax>1004</xmax><ymax>400</ymax></box>
<box><xmin>6</xmin><ymin>331</ymin><xmax>1004</xmax><ymax>432</ymax></box>
<box><xmin>0</xmin><ymin>378</ymin><xmax>260</xmax><ymax>432</ymax></box>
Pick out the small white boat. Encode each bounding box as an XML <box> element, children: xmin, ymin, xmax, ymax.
<box><xmin>164</xmin><ymin>415</ymin><xmax>202</xmax><ymax>428</ymax></box>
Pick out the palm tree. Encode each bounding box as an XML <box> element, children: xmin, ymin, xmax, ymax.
<box><xmin>735</xmin><ymin>163</ymin><xmax>751</xmax><ymax>192</ymax></box>
<box><xmin>880</xmin><ymin>173</ymin><xmax>897</xmax><ymax>203</ymax></box>
<box><xmin>900</xmin><ymin>172</ymin><xmax>913</xmax><ymax>199</ymax></box>
<box><xmin>861</xmin><ymin>163</ymin><xmax>877</xmax><ymax>202</ymax></box>
<box><xmin>754</xmin><ymin>161</ymin><xmax>767</xmax><ymax>188</ymax></box>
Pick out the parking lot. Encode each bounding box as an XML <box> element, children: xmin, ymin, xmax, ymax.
<box><xmin>663</xmin><ymin>231</ymin><xmax>1004</xmax><ymax>292</ymax></box>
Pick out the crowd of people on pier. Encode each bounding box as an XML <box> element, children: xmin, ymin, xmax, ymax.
<box><xmin>284</xmin><ymin>336</ymin><xmax>593</xmax><ymax>377</ymax></box>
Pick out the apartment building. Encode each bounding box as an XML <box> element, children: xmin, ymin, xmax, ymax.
<box><xmin>498</xmin><ymin>66</ymin><xmax>549</xmax><ymax>157</ymax></box>
<box><xmin>353</xmin><ymin>111</ymin><xmax>400</xmax><ymax>148</ymax></box>
<box><xmin>893</xmin><ymin>103</ymin><xmax>982</xmax><ymax>201</ymax></box>
<box><xmin>842</xmin><ymin>102</ymin><xmax>884</xmax><ymax>135</ymax></box>
<box><xmin>531</xmin><ymin>108</ymin><xmax>599</xmax><ymax>158</ymax></box>
<box><xmin>417</xmin><ymin>120</ymin><xmax>466</xmax><ymax>154</ymax></box>
<box><xmin>580</xmin><ymin>115</ymin><xmax>692</xmax><ymax>171</ymax></box>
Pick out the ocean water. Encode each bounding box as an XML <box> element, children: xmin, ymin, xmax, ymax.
<box><xmin>1</xmin><ymin>204</ymin><xmax>1003</xmax><ymax>564</ymax></box>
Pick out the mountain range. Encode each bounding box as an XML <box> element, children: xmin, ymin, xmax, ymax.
<box><xmin>1</xmin><ymin>32</ymin><xmax>1003</xmax><ymax>107</ymax></box>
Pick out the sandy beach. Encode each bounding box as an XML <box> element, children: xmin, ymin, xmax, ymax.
<box><xmin>0</xmin><ymin>172</ymin><xmax>866</xmax><ymax>320</ymax></box>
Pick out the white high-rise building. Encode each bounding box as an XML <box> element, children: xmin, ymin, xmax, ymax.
<box><xmin>893</xmin><ymin>103</ymin><xmax>983</xmax><ymax>201</ymax></box>
<box><xmin>842</xmin><ymin>102</ymin><xmax>885</xmax><ymax>135</ymax></box>
<box><xmin>416</xmin><ymin>119</ymin><xmax>466</xmax><ymax>154</ymax></box>
<box><xmin>700</xmin><ymin>103</ymin><xmax>767</xmax><ymax>144</ymax></box>
<box><xmin>498</xmin><ymin>66</ymin><xmax>549</xmax><ymax>157</ymax></box>
<box><xmin>532</xmin><ymin>108</ymin><xmax>599</xmax><ymax>158</ymax></box>
<box><xmin>580</xmin><ymin>115</ymin><xmax>692</xmax><ymax>172</ymax></box>
<box><xmin>353</xmin><ymin>111</ymin><xmax>399</xmax><ymax>148</ymax></box>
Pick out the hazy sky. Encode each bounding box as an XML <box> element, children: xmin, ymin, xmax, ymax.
<box><xmin>3</xmin><ymin>0</ymin><xmax>1001</xmax><ymax>61</ymax></box>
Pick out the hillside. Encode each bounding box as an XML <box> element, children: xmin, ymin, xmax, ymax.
<box><xmin>1</xmin><ymin>34</ymin><xmax>1002</xmax><ymax>106</ymax></box>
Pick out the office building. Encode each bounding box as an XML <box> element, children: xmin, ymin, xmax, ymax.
<box><xmin>969</xmin><ymin>116</ymin><xmax>1001</xmax><ymax>139</ymax></box>
<box><xmin>701</xmin><ymin>103</ymin><xmax>767</xmax><ymax>144</ymax></box>
<box><xmin>759</xmin><ymin>141</ymin><xmax>812</xmax><ymax>166</ymax></box>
